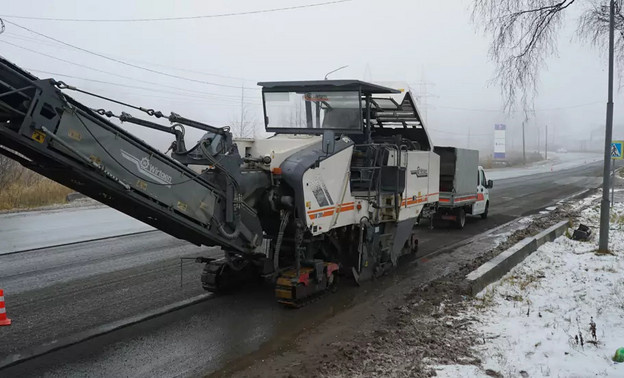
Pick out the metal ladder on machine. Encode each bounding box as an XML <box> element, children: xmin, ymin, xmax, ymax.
<box><xmin>349</xmin><ymin>143</ymin><xmax>404</xmax><ymax>222</ymax></box>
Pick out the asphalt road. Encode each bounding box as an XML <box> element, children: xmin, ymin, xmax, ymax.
<box><xmin>0</xmin><ymin>160</ymin><xmax>604</xmax><ymax>377</ymax></box>
<box><xmin>0</xmin><ymin>206</ymin><xmax>153</xmax><ymax>254</ymax></box>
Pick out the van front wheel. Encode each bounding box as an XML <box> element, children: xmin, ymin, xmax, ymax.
<box><xmin>481</xmin><ymin>201</ymin><xmax>489</xmax><ymax>219</ymax></box>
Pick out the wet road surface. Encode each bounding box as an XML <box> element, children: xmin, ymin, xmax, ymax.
<box><xmin>0</xmin><ymin>161</ymin><xmax>604</xmax><ymax>377</ymax></box>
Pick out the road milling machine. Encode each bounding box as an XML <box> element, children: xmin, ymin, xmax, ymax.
<box><xmin>0</xmin><ymin>57</ymin><xmax>439</xmax><ymax>306</ymax></box>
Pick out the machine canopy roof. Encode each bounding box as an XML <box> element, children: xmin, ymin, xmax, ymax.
<box><xmin>257</xmin><ymin>80</ymin><xmax>401</xmax><ymax>95</ymax></box>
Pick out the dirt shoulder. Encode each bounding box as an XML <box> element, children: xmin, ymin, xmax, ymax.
<box><xmin>213</xmin><ymin>194</ymin><xmax>589</xmax><ymax>378</ymax></box>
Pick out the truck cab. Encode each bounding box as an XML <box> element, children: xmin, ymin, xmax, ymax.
<box><xmin>473</xmin><ymin>165</ymin><xmax>493</xmax><ymax>219</ymax></box>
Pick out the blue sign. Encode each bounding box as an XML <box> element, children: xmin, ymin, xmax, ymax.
<box><xmin>612</xmin><ymin>140</ymin><xmax>623</xmax><ymax>160</ymax></box>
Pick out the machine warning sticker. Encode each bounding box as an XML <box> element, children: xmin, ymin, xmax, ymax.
<box><xmin>321</xmin><ymin>181</ymin><xmax>334</xmax><ymax>204</ymax></box>
<box><xmin>410</xmin><ymin>167</ymin><xmax>428</xmax><ymax>178</ymax></box>
<box><xmin>68</xmin><ymin>129</ymin><xmax>82</xmax><ymax>141</ymax></box>
<box><xmin>136</xmin><ymin>179</ymin><xmax>148</xmax><ymax>190</ymax></box>
<box><xmin>31</xmin><ymin>130</ymin><xmax>46</xmax><ymax>143</ymax></box>
<box><xmin>310</xmin><ymin>181</ymin><xmax>330</xmax><ymax>207</ymax></box>
<box><xmin>89</xmin><ymin>155</ymin><xmax>102</xmax><ymax>165</ymax></box>
<box><xmin>177</xmin><ymin>201</ymin><xmax>188</xmax><ymax>212</ymax></box>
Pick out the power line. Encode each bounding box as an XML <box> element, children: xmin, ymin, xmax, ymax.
<box><xmin>434</xmin><ymin>101</ymin><xmax>603</xmax><ymax>113</ymax></box>
<box><xmin>1</xmin><ymin>19</ymin><xmax>259</xmax><ymax>90</ymax></box>
<box><xmin>0</xmin><ymin>40</ymin><xmax>256</xmax><ymax>101</ymax></box>
<box><xmin>3</xmin><ymin>31</ymin><xmax>250</xmax><ymax>81</ymax></box>
<box><xmin>0</xmin><ymin>1</ymin><xmax>351</xmax><ymax>22</ymax></box>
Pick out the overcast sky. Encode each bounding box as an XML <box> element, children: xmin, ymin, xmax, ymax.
<box><xmin>0</xmin><ymin>0</ymin><xmax>620</xmax><ymax>154</ymax></box>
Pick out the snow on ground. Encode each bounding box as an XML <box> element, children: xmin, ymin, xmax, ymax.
<box><xmin>487</xmin><ymin>152</ymin><xmax>602</xmax><ymax>181</ymax></box>
<box><xmin>0</xmin><ymin>206</ymin><xmax>153</xmax><ymax>254</ymax></box>
<box><xmin>436</xmin><ymin>194</ymin><xmax>624</xmax><ymax>377</ymax></box>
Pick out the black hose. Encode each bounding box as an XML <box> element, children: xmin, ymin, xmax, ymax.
<box><xmin>217</xmin><ymin>221</ymin><xmax>240</xmax><ymax>240</ymax></box>
<box><xmin>273</xmin><ymin>211</ymin><xmax>290</xmax><ymax>272</ymax></box>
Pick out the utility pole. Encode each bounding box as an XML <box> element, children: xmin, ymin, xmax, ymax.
<box><xmin>412</xmin><ymin>80</ymin><xmax>436</xmax><ymax>126</ymax></box>
<box><xmin>545</xmin><ymin>125</ymin><xmax>548</xmax><ymax>160</ymax></box>
<box><xmin>240</xmin><ymin>84</ymin><xmax>244</xmax><ymax>137</ymax></box>
<box><xmin>522</xmin><ymin>121</ymin><xmax>526</xmax><ymax>165</ymax></box>
<box><xmin>537</xmin><ymin>126</ymin><xmax>541</xmax><ymax>155</ymax></box>
<box><xmin>467</xmin><ymin>128</ymin><xmax>471</xmax><ymax>148</ymax></box>
<box><xmin>599</xmin><ymin>0</ymin><xmax>616</xmax><ymax>253</ymax></box>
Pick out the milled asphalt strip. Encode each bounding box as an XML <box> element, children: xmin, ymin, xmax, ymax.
<box><xmin>413</xmin><ymin>218</ymin><xmax>523</xmax><ymax>265</ymax></box>
<box><xmin>0</xmin><ymin>293</ymin><xmax>213</xmax><ymax>370</ymax></box>
<box><xmin>0</xmin><ymin>230</ymin><xmax>158</xmax><ymax>256</ymax></box>
<box><xmin>417</xmin><ymin>185</ymin><xmax>600</xmax><ymax>276</ymax></box>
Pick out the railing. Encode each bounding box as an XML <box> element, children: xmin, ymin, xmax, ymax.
<box><xmin>350</xmin><ymin>143</ymin><xmax>405</xmax><ymax>220</ymax></box>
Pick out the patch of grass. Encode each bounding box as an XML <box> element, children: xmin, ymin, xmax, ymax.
<box><xmin>502</xmin><ymin>293</ymin><xmax>523</xmax><ymax>302</ymax></box>
<box><xmin>474</xmin><ymin>286</ymin><xmax>497</xmax><ymax>309</ymax></box>
<box><xmin>594</xmin><ymin>265</ymin><xmax>617</xmax><ymax>273</ymax></box>
<box><xmin>0</xmin><ymin>178</ymin><xmax>72</xmax><ymax>210</ymax></box>
<box><xmin>501</xmin><ymin>273</ymin><xmax>543</xmax><ymax>291</ymax></box>
<box><xmin>611</xmin><ymin>279</ymin><xmax>624</xmax><ymax>310</ymax></box>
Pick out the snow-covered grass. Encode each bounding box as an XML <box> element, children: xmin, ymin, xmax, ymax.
<box><xmin>441</xmin><ymin>197</ymin><xmax>624</xmax><ymax>377</ymax></box>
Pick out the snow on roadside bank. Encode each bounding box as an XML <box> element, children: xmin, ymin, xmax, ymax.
<box><xmin>436</xmin><ymin>196</ymin><xmax>624</xmax><ymax>377</ymax></box>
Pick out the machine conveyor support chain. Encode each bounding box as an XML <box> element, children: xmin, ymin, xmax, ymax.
<box><xmin>55</xmin><ymin>81</ymin><xmax>229</xmax><ymax>135</ymax></box>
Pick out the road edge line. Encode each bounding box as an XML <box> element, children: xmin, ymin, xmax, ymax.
<box><xmin>0</xmin><ymin>293</ymin><xmax>212</xmax><ymax>370</ymax></box>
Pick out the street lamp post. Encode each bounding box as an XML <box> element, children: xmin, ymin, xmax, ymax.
<box><xmin>598</xmin><ymin>0</ymin><xmax>616</xmax><ymax>253</ymax></box>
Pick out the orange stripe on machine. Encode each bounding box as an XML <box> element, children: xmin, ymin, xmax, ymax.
<box><xmin>307</xmin><ymin>202</ymin><xmax>356</xmax><ymax>220</ymax></box>
<box><xmin>401</xmin><ymin>192</ymin><xmax>439</xmax><ymax>207</ymax></box>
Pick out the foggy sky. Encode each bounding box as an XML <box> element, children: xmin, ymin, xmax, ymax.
<box><xmin>0</xmin><ymin>0</ymin><xmax>620</xmax><ymax>154</ymax></box>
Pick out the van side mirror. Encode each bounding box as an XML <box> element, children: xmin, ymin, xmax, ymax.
<box><xmin>487</xmin><ymin>179</ymin><xmax>494</xmax><ymax>189</ymax></box>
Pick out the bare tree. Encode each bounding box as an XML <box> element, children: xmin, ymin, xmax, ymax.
<box><xmin>473</xmin><ymin>0</ymin><xmax>623</xmax><ymax>111</ymax></box>
<box><xmin>230</xmin><ymin>103</ymin><xmax>258</xmax><ymax>139</ymax></box>
<box><xmin>579</xmin><ymin>0</ymin><xmax>624</xmax><ymax>81</ymax></box>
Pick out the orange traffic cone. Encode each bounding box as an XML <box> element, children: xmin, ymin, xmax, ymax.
<box><xmin>0</xmin><ymin>289</ymin><xmax>11</xmax><ymax>326</ymax></box>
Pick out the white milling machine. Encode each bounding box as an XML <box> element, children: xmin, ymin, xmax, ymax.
<box><xmin>245</xmin><ymin>81</ymin><xmax>440</xmax><ymax>305</ymax></box>
<box><xmin>0</xmin><ymin>59</ymin><xmax>439</xmax><ymax>307</ymax></box>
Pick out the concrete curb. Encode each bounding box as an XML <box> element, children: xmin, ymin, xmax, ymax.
<box><xmin>465</xmin><ymin>220</ymin><xmax>569</xmax><ymax>296</ymax></box>
<box><xmin>0</xmin><ymin>293</ymin><xmax>212</xmax><ymax>370</ymax></box>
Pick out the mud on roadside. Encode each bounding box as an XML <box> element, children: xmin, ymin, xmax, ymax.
<box><xmin>223</xmin><ymin>190</ymin><xmax>598</xmax><ymax>378</ymax></box>
<box><xmin>314</xmin><ymin>202</ymin><xmax>589</xmax><ymax>377</ymax></box>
